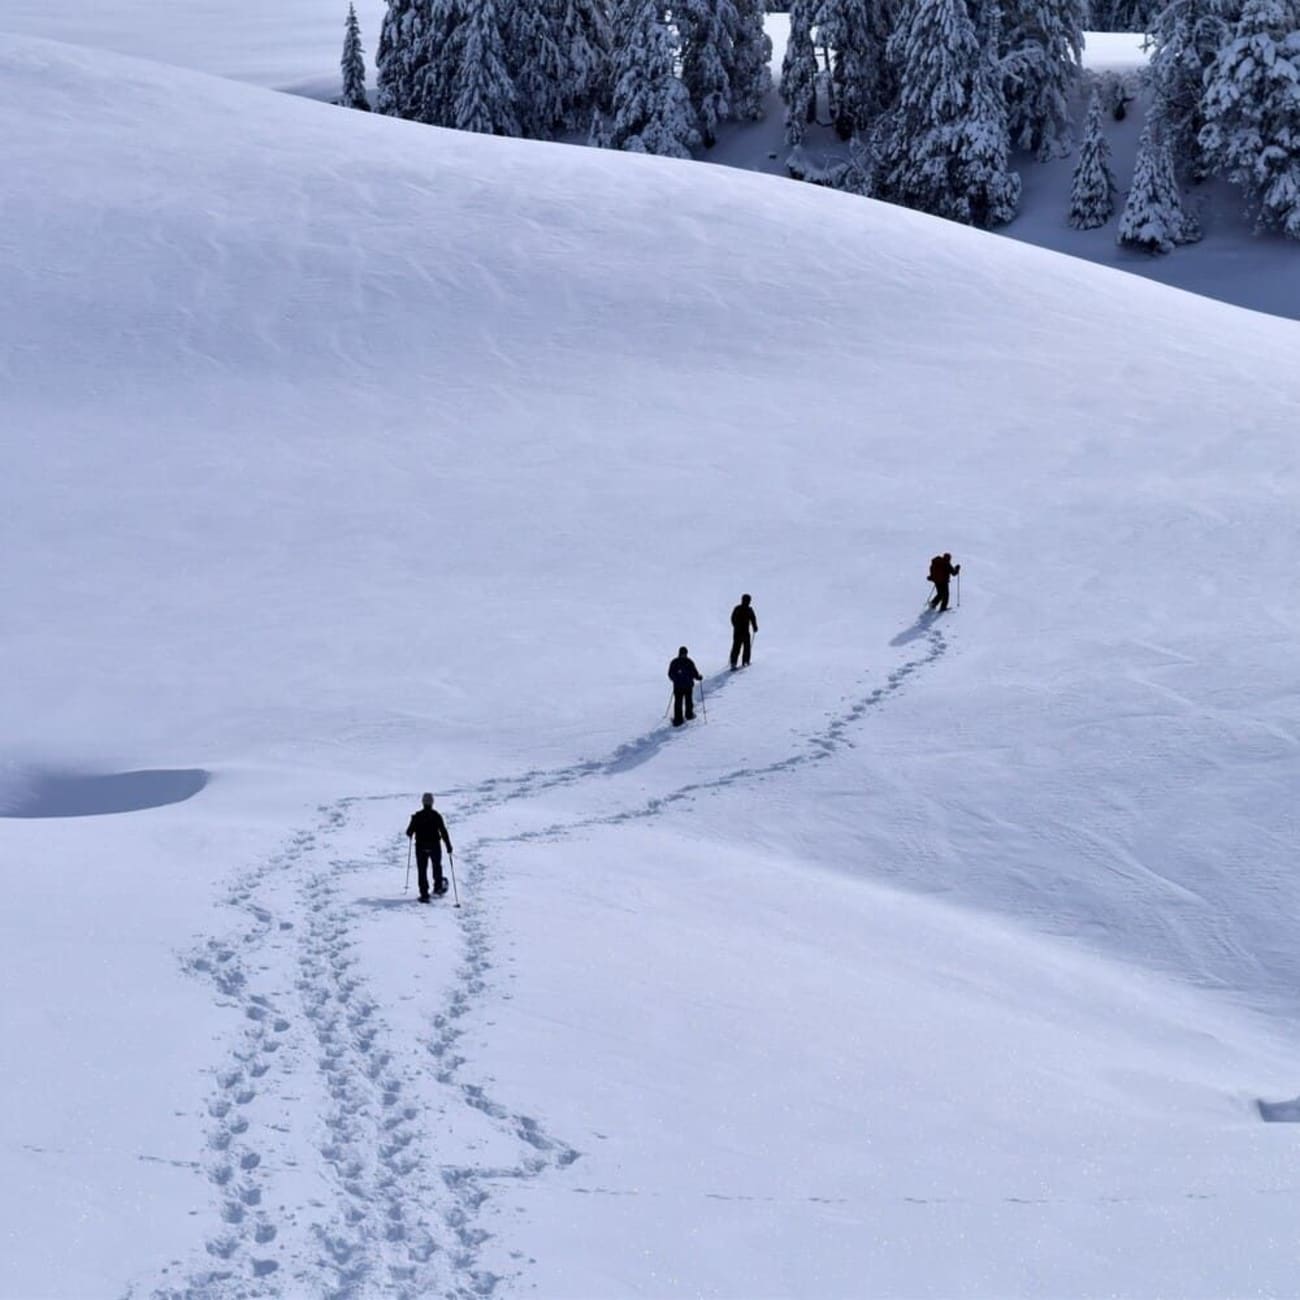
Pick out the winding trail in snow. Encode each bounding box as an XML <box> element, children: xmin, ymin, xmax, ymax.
<box><xmin>150</xmin><ymin>622</ymin><xmax>947</xmax><ymax>1298</ymax></box>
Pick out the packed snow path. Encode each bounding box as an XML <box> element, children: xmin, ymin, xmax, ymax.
<box><xmin>154</xmin><ymin>627</ymin><xmax>947</xmax><ymax>1296</ymax></box>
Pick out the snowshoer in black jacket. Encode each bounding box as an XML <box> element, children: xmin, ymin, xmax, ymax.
<box><xmin>406</xmin><ymin>793</ymin><xmax>453</xmax><ymax>902</ymax></box>
<box><xmin>729</xmin><ymin>594</ymin><xmax>758</xmax><ymax>670</ymax></box>
<box><xmin>928</xmin><ymin>553</ymin><xmax>961</xmax><ymax>611</ymax></box>
<box><xmin>668</xmin><ymin>647</ymin><xmax>703</xmax><ymax>727</ymax></box>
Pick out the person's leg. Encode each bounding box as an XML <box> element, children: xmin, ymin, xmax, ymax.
<box><xmin>730</xmin><ymin>631</ymin><xmax>743</xmax><ymax>669</ymax></box>
<box><xmin>416</xmin><ymin>848</ymin><xmax>431</xmax><ymax>900</ymax></box>
<box><xmin>685</xmin><ymin>686</ymin><xmax>696</xmax><ymax>721</ymax></box>
<box><xmin>433</xmin><ymin>853</ymin><xmax>447</xmax><ymax>895</ymax></box>
<box><xmin>741</xmin><ymin>631</ymin><xmax>752</xmax><ymax>666</ymax></box>
<box><xmin>673</xmin><ymin>688</ymin><xmax>685</xmax><ymax>726</ymax></box>
<box><xmin>936</xmin><ymin>580</ymin><xmax>950</xmax><ymax>611</ymax></box>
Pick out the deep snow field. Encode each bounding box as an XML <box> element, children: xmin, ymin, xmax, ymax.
<box><xmin>4</xmin><ymin>20</ymin><xmax>1300</xmax><ymax>1300</ymax></box>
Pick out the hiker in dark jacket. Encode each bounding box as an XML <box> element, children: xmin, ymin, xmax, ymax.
<box><xmin>668</xmin><ymin>647</ymin><xmax>704</xmax><ymax>727</ymax></box>
<box><xmin>927</xmin><ymin>553</ymin><xmax>961</xmax><ymax>612</ymax></box>
<box><xmin>405</xmin><ymin>792</ymin><xmax>453</xmax><ymax>902</ymax></box>
<box><xmin>729</xmin><ymin>594</ymin><xmax>758</xmax><ymax>670</ymax></box>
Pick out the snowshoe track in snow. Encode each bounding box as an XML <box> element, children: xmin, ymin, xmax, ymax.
<box><xmin>154</xmin><ymin>628</ymin><xmax>946</xmax><ymax>1295</ymax></box>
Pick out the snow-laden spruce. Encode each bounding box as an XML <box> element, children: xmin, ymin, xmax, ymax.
<box><xmin>375</xmin><ymin>0</ymin><xmax>427</xmax><ymax>118</ymax></box>
<box><xmin>556</xmin><ymin>0</ymin><xmax>613</xmax><ymax>130</ymax></box>
<box><xmin>781</xmin><ymin>0</ymin><xmax>821</xmax><ymax>145</ymax></box>
<box><xmin>1118</xmin><ymin>122</ymin><xmax>1191</xmax><ymax>253</ymax></box>
<box><xmin>508</xmin><ymin>0</ymin><xmax>566</xmax><ymax>139</ymax></box>
<box><xmin>1147</xmin><ymin>0</ymin><xmax>1231</xmax><ymax>183</ymax></box>
<box><xmin>1089</xmin><ymin>0</ymin><xmax>1164</xmax><ymax>29</ymax></box>
<box><xmin>877</xmin><ymin>0</ymin><xmax>1020</xmax><ymax>227</ymax></box>
<box><xmin>606</xmin><ymin>0</ymin><xmax>700</xmax><ymax>157</ymax></box>
<box><xmin>1001</xmin><ymin>0</ymin><xmax>1085</xmax><ymax>160</ymax></box>
<box><xmin>1069</xmin><ymin>89</ymin><xmax>1116</xmax><ymax>229</ymax></box>
<box><xmin>678</xmin><ymin>0</ymin><xmax>734</xmax><ymax>147</ymax></box>
<box><xmin>821</xmin><ymin>0</ymin><xmax>895</xmax><ymax>140</ymax></box>
<box><xmin>724</xmin><ymin>0</ymin><xmax>774</xmax><ymax>120</ymax></box>
<box><xmin>452</xmin><ymin>0</ymin><xmax>519</xmax><ymax>135</ymax></box>
<box><xmin>1200</xmin><ymin>0</ymin><xmax>1300</xmax><ymax>238</ymax></box>
<box><xmin>338</xmin><ymin>3</ymin><xmax>370</xmax><ymax>111</ymax></box>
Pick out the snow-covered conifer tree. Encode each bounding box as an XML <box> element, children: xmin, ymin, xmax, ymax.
<box><xmin>781</xmin><ymin>0</ymin><xmax>821</xmax><ymax>144</ymax></box>
<box><xmin>607</xmin><ymin>0</ymin><xmax>701</xmax><ymax>157</ymax></box>
<box><xmin>339</xmin><ymin>4</ymin><xmax>371</xmax><ymax>111</ymax></box>
<box><xmin>1117</xmin><ymin>123</ymin><xmax>1187</xmax><ymax>252</ymax></box>
<box><xmin>725</xmin><ymin>0</ymin><xmax>775</xmax><ymax>119</ymax></box>
<box><xmin>878</xmin><ymin>0</ymin><xmax>1020</xmax><ymax>226</ymax></box>
<box><xmin>375</xmin><ymin>0</ymin><xmax>427</xmax><ymax>118</ymax></box>
<box><xmin>1068</xmin><ymin>89</ymin><xmax>1116</xmax><ymax>228</ymax></box>
<box><xmin>1090</xmin><ymin>0</ymin><xmax>1163</xmax><ymax>26</ymax></box>
<box><xmin>821</xmin><ymin>0</ymin><xmax>893</xmax><ymax>140</ymax></box>
<box><xmin>1147</xmin><ymin>0</ymin><xmax>1230</xmax><ymax>181</ymax></box>
<box><xmin>453</xmin><ymin>0</ymin><xmax>521</xmax><ymax>135</ymax></box>
<box><xmin>678</xmin><ymin>0</ymin><xmax>736</xmax><ymax>146</ymax></box>
<box><xmin>557</xmin><ymin>0</ymin><xmax>614</xmax><ymax>129</ymax></box>
<box><xmin>1001</xmin><ymin>0</ymin><xmax>1086</xmax><ymax>160</ymax></box>
<box><xmin>508</xmin><ymin>0</ymin><xmax>567</xmax><ymax>138</ymax></box>
<box><xmin>1200</xmin><ymin>0</ymin><xmax>1300</xmax><ymax>236</ymax></box>
<box><xmin>413</xmin><ymin>0</ymin><xmax>462</xmax><ymax>125</ymax></box>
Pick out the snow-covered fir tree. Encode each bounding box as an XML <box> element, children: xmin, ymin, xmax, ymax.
<box><xmin>1068</xmin><ymin>89</ymin><xmax>1116</xmax><ymax>228</ymax></box>
<box><xmin>1118</xmin><ymin>123</ymin><xmax>1190</xmax><ymax>252</ymax></box>
<box><xmin>339</xmin><ymin>3</ymin><xmax>371</xmax><ymax>111</ymax></box>
<box><xmin>557</xmin><ymin>0</ymin><xmax>614</xmax><ymax>129</ymax></box>
<box><xmin>1200</xmin><ymin>0</ymin><xmax>1300</xmax><ymax>236</ymax></box>
<box><xmin>678</xmin><ymin>0</ymin><xmax>736</xmax><ymax>146</ymax></box>
<box><xmin>508</xmin><ymin>0</ymin><xmax>567</xmax><ymax>138</ymax></box>
<box><xmin>606</xmin><ymin>0</ymin><xmax>701</xmax><ymax>157</ymax></box>
<box><xmin>725</xmin><ymin>0</ymin><xmax>775</xmax><ymax>119</ymax></box>
<box><xmin>821</xmin><ymin>0</ymin><xmax>894</xmax><ymax>140</ymax></box>
<box><xmin>1147</xmin><ymin>0</ymin><xmax>1231</xmax><ymax>181</ymax></box>
<box><xmin>877</xmin><ymin>0</ymin><xmax>1020</xmax><ymax>226</ymax></box>
<box><xmin>375</xmin><ymin>0</ymin><xmax>428</xmax><ymax>118</ymax></box>
<box><xmin>781</xmin><ymin>0</ymin><xmax>822</xmax><ymax>144</ymax></box>
<box><xmin>1001</xmin><ymin>0</ymin><xmax>1086</xmax><ymax>161</ymax></box>
<box><xmin>1089</xmin><ymin>0</ymin><xmax>1161</xmax><ymax>28</ymax></box>
<box><xmin>452</xmin><ymin>0</ymin><xmax>521</xmax><ymax>135</ymax></box>
<box><xmin>414</xmin><ymin>0</ymin><xmax>463</xmax><ymax>126</ymax></box>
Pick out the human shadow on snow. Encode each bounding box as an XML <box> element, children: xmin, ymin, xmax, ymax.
<box><xmin>889</xmin><ymin>609</ymin><xmax>940</xmax><ymax>647</ymax></box>
<box><xmin>601</xmin><ymin>668</ymin><xmax>742</xmax><ymax>775</ymax></box>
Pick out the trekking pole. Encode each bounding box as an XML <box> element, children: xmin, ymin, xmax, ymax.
<box><xmin>956</xmin><ymin>573</ymin><xmax>961</xmax><ymax>608</ymax></box>
<box><xmin>448</xmin><ymin>852</ymin><xmax>461</xmax><ymax>909</ymax></box>
<box><xmin>404</xmin><ymin>837</ymin><xmax>412</xmax><ymax>894</ymax></box>
<box><xmin>699</xmin><ymin>679</ymin><xmax>708</xmax><ymax>722</ymax></box>
<box><xmin>664</xmin><ymin>688</ymin><xmax>674</xmax><ymax>720</ymax></box>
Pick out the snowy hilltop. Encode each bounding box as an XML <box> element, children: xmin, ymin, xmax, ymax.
<box><xmin>3</xmin><ymin>16</ymin><xmax>1300</xmax><ymax>1300</ymax></box>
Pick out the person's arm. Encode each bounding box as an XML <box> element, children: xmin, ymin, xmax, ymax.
<box><xmin>405</xmin><ymin>815</ymin><xmax>416</xmax><ymax>838</ymax></box>
<box><xmin>750</xmin><ymin>609</ymin><xmax>758</xmax><ymax>631</ymax></box>
<box><xmin>440</xmin><ymin>814</ymin><xmax>453</xmax><ymax>854</ymax></box>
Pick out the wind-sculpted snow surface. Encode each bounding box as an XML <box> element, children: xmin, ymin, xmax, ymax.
<box><xmin>3</xmin><ymin>35</ymin><xmax>1300</xmax><ymax>1299</ymax></box>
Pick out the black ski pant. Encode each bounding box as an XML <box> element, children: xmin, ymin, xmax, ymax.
<box><xmin>930</xmin><ymin>579</ymin><xmax>951</xmax><ymax>612</ymax></box>
<box><xmin>730</xmin><ymin>630</ymin><xmax>752</xmax><ymax>669</ymax></box>
<box><xmin>415</xmin><ymin>846</ymin><xmax>445</xmax><ymax>898</ymax></box>
<box><xmin>673</xmin><ymin>685</ymin><xmax>696</xmax><ymax>725</ymax></box>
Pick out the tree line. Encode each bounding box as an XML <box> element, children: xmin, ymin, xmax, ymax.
<box><xmin>337</xmin><ymin>0</ymin><xmax>1300</xmax><ymax>248</ymax></box>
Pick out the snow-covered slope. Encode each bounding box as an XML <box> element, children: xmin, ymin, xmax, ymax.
<box><xmin>3</xmin><ymin>33</ymin><xmax>1300</xmax><ymax>1299</ymax></box>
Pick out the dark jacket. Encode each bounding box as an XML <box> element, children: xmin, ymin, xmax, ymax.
<box><xmin>928</xmin><ymin>555</ymin><xmax>960</xmax><ymax>584</ymax></box>
<box><xmin>668</xmin><ymin>655</ymin><xmax>703</xmax><ymax>690</ymax></box>
<box><xmin>731</xmin><ymin>603</ymin><xmax>758</xmax><ymax>633</ymax></box>
<box><xmin>406</xmin><ymin>808</ymin><xmax>452</xmax><ymax>852</ymax></box>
